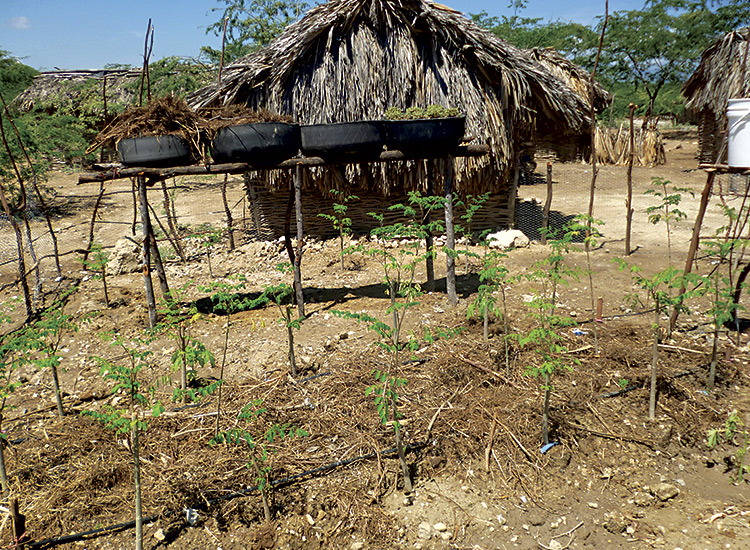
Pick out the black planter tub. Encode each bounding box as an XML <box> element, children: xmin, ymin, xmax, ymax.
<box><xmin>383</xmin><ymin>116</ymin><xmax>466</xmax><ymax>154</ymax></box>
<box><xmin>300</xmin><ymin>121</ymin><xmax>384</xmax><ymax>160</ymax></box>
<box><xmin>211</xmin><ymin>122</ymin><xmax>301</xmax><ymax>166</ymax></box>
<box><xmin>117</xmin><ymin>135</ymin><xmax>191</xmax><ymax>167</ymax></box>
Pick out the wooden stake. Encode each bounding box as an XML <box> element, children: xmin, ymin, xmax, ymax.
<box><xmin>425</xmin><ymin>166</ymin><xmax>435</xmax><ymax>292</ymax></box>
<box><xmin>596</xmin><ymin>297</ymin><xmax>603</xmax><ymax>322</ymax></box>
<box><xmin>443</xmin><ymin>156</ymin><xmax>458</xmax><ymax>305</ymax></box>
<box><xmin>294</xmin><ymin>165</ymin><xmax>305</xmax><ymax>317</ymax></box>
<box><xmin>11</xmin><ymin>499</ymin><xmax>26</xmax><ymax>550</ymax></box>
<box><xmin>541</xmin><ymin>162</ymin><xmax>553</xmax><ymax>244</ymax></box>
<box><xmin>625</xmin><ymin>103</ymin><xmax>637</xmax><ymax>255</ymax></box>
<box><xmin>137</xmin><ymin>176</ymin><xmax>157</xmax><ymax>328</ymax></box>
<box><xmin>669</xmin><ymin>170</ymin><xmax>716</xmax><ymax>330</ymax></box>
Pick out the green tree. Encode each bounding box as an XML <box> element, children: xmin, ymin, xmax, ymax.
<box><xmin>203</xmin><ymin>0</ymin><xmax>309</xmax><ymax>63</ymax></box>
<box><xmin>0</xmin><ymin>50</ymin><xmax>37</xmax><ymax>102</ymax></box>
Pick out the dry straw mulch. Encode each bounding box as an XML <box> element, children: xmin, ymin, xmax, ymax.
<box><xmin>4</xmin><ymin>317</ymin><xmax>734</xmax><ymax>547</ymax></box>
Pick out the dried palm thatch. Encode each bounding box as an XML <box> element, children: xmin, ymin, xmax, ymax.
<box><xmin>528</xmin><ymin>47</ymin><xmax>612</xmax><ymax>114</ymax></box>
<box><xmin>682</xmin><ymin>27</ymin><xmax>750</xmax><ymax>164</ymax></box>
<box><xmin>593</xmin><ymin>125</ymin><xmax>665</xmax><ymax>167</ymax></box>
<box><xmin>189</xmin><ymin>0</ymin><xmax>594</xmax><ymax>198</ymax></box>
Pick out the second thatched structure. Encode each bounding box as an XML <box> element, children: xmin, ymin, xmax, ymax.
<box><xmin>683</xmin><ymin>27</ymin><xmax>750</xmax><ymax>164</ymax></box>
<box><xmin>190</xmin><ymin>0</ymin><xmax>603</xmax><ymax>237</ymax></box>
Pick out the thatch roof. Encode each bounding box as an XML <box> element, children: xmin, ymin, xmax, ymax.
<box><xmin>683</xmin><ymin>27</ymin><xmax>750</xmax><ymax>115</ymax></box>
<box><xmin>189</xmin><ymin>0</ymin><xmax>595</xmax><ymax>195</ymax></box>
<box><xmin>682</xmin><ymin>27</ymin><xmax>750</xmax><ymax>163</ymax></box>
<box><xmin>527</xmin><ymin>47</ymin><xmax>612</xmax><ymax>114</ymax></box>
<box><xmin>14</xmin><ymin>69</ymin><xmax>141</xmax><ymax>113</ymax></box>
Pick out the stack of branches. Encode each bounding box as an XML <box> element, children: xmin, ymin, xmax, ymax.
<box><xmin>87</xmin><ymin>97</ymin><xmax>292</xmax><ymax>163</ymax></box>
<box><xmin>87</xmin><ymin>95</ymin><xmax>205</xmax><ymax>160</ymax></box>
<box><xmin>593</xmin><ymin>125</ymin><xmax>666</xmax><ymax>167</ymax></box>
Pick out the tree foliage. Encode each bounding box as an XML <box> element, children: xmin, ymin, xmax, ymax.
<box><xmin>475</xmin><ymin>0</ymin><xmax>750</xmax><ymax>121</ymax></box>
<box><xmin>0</xmin><ymin>49</ymin><xmax>37</xmax><ymax>103</ymax></box>
<box><xmin>600</xmin><ymin>0</ymin><xmax>750</xmax><ymax>119</ymax></box>
<box><xmin>203</xmin><ymin>0</ymin><xmax>309</xmax><ymax>63</ymax></box>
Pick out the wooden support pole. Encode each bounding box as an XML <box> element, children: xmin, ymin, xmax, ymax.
<box><xmin>425</xmin><ymin>166</ymin><xmax>435</xmax><ymax>292</ymax></box>
<box><xmin>11</xmin><ymin>498</ymin><xmax>26</xmax><ymax>550</ymax></box>
<box><xmin>625</xmin><ymin>103</ymin><xmax>637</xmax><ymax>256</ymax></box>
<box><xmin>444</xmin><ymin>156</ymin><xmax>458</xmax><ymax>306</ymax></box>
<box><xmin>83</xmin><ymin>182</ymin><xmax>105</xmax><ymax>263</ymax></box>
<box><xmin>669</xmin><ymin>170</ymin><xmax>716</xmax><ymax>330</ymax></box>
<box><xmin>294</xmin><ymin>165</ymin><xmax>305</xmax><ymax>318</ymax></box>
<box><xmin>137</xmin><ymin>176</ymin><xmax>157</xmax><ymax>328</ymax></box>
<box><xmin>541</xmin><ymin>162</ymin><xmax>553</xmax><ymax>244</ymax></box>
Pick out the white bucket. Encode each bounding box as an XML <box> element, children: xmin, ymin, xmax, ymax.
<box><xmin>728</xmin><ymin>98</ymin><xmax>750</xmax><ymax>168</ymax></box>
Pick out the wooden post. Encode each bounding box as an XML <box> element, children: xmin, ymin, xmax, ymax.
<box><xmin>508</xmin><ymin>157</ymin><xmax>520</xmax><ymax>228</ymax></box>
<box><xmin>11</xmin><ymin>498</ymin><xmax>26</xmax><ymax>550</ymax></box>
<box><xmin>221</xmin><ymin>174</ymin><xmax>235</xmax><ymax>250</ymax></box>
<box><xmin>294</xmin><ymin>165</ymin><xmax>305</xmax><ymax>317</ymax></box>
<box><xmin>541</xmin><ymin>162</ymin><xmax>553</xmax><ymax>244</ymax></box>
<box><xmin>149</xmin><ymin>229</ymin><xmax>170</xmax><ymax>301</ymax></box>
<box><xmin>444</xmin><ymin>156</ymin><xmax>458</xmax><ymax>306</ymax></box>
<box><xmin>625</xmin><ymin>103</ymin><xmax>637</xmax><ymax>255</ymax></box>
<box><xmin>83</xmin><ymin>182</ymin><xmax>106</xmax><ymax>263</ymax></box>
<box><xmin>669</xmin><ymin>170</ymin><xmax>716</xmax><ymax>330</ymax></box>
<box><xmin>425</xmin><ymin>167</ymin><xmax>435</xmax><ymax>292</ymax></box>
<box><xmin>137</xmin><ymin>176</ymin><xmax>157</xmax><ymax>328</ymax></box>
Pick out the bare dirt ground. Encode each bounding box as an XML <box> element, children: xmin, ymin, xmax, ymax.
<box><xmin>2</xmin><ymin>129</ymin><xmax>750</xmax><ymax>550</ymax></box>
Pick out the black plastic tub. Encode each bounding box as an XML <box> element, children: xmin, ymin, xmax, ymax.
<box><xmin>116</xmin><ymin>135</ymin><xmax>191</xmax><ymax>167</ymax></box>
<box><xmin>300</xmin><ymin>121</ymin><xmax>384</xmax><ymax>160</ymax></box>
<box><xmin>211</xmin><ymin>122</ymin><xmax>300</xmax><ymax>166</ymax></box>
<box><xmin>383</xmin><ymin>116</ymin><xmax>466</xmax><ymax>154</ymax></box>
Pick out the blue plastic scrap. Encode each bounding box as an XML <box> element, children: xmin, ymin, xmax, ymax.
<box><xmin>540</xmin><ymin>442</ymin><xmax>559</xmax><ymax>454</ymax></box>
<box><xmin>571</xmin><ymin>329</ymin><xmax>588</xmax><ymax>336</ymax></box>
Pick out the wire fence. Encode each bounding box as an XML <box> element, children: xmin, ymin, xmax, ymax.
<box><xmin>1</xmin><ymin>163</ymin><xmax>748</xmax><ymax>304</ymax></box>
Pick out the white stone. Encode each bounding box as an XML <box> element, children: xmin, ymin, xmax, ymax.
<box><xmin>486</xmin><ymin>229</ymin><xmax>530</xmax><ymax>250</ymax></box>
<box><xmin>433</xmin><ymin>522</ymin><xmax>447</xmax><ymax>532</ymax></box>
<box><xmin>107</xmin><ymin>236</ymin><xmax>144</xmax><ymax>276</ymax></box>
<box><xmin>417</xmin><ymin>522</ymin><xmax>432</xmax><ymax>539</ymax></box>
<box><xmin>153</xmin><ymin>528</ymin><xmax>166</xmax><ymax>541</ymax></box>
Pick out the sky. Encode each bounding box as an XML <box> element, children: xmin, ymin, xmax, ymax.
<box><xmin>1</xmin><ymin>1</ymin><xmax>642</xmax><ymax>71</ymax></box>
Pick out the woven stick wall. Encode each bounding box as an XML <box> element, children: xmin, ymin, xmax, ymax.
<box><xmin>243</xmin><ymin>174</ymin><xmax>514</xmax><ymax>240</ymax></box>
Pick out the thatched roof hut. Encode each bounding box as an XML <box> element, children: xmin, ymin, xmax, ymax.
<box><xmin>190</xmin><ymin>0</ymin><xmax>600</xmax><ymax>237</ymax></box>
<box><xmin>683</xmin><ymin>27</ymin><xmax>750</xmax><ymax>164</ymax></box>
<box><xmin>14</xmin><ymin>69</ymin><xmax>141</xmax><ymax>114</ymax></box>
<box><xmin>527</xmin><ymin>47</ymin><xmax>612</xmax><ymax>114</ymax></box>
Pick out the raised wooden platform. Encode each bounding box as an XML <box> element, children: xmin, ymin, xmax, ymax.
<box><xmin>78</xmin><ymin>144</ymin><xmax>491</xmax><ymax>184</ymax></box>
